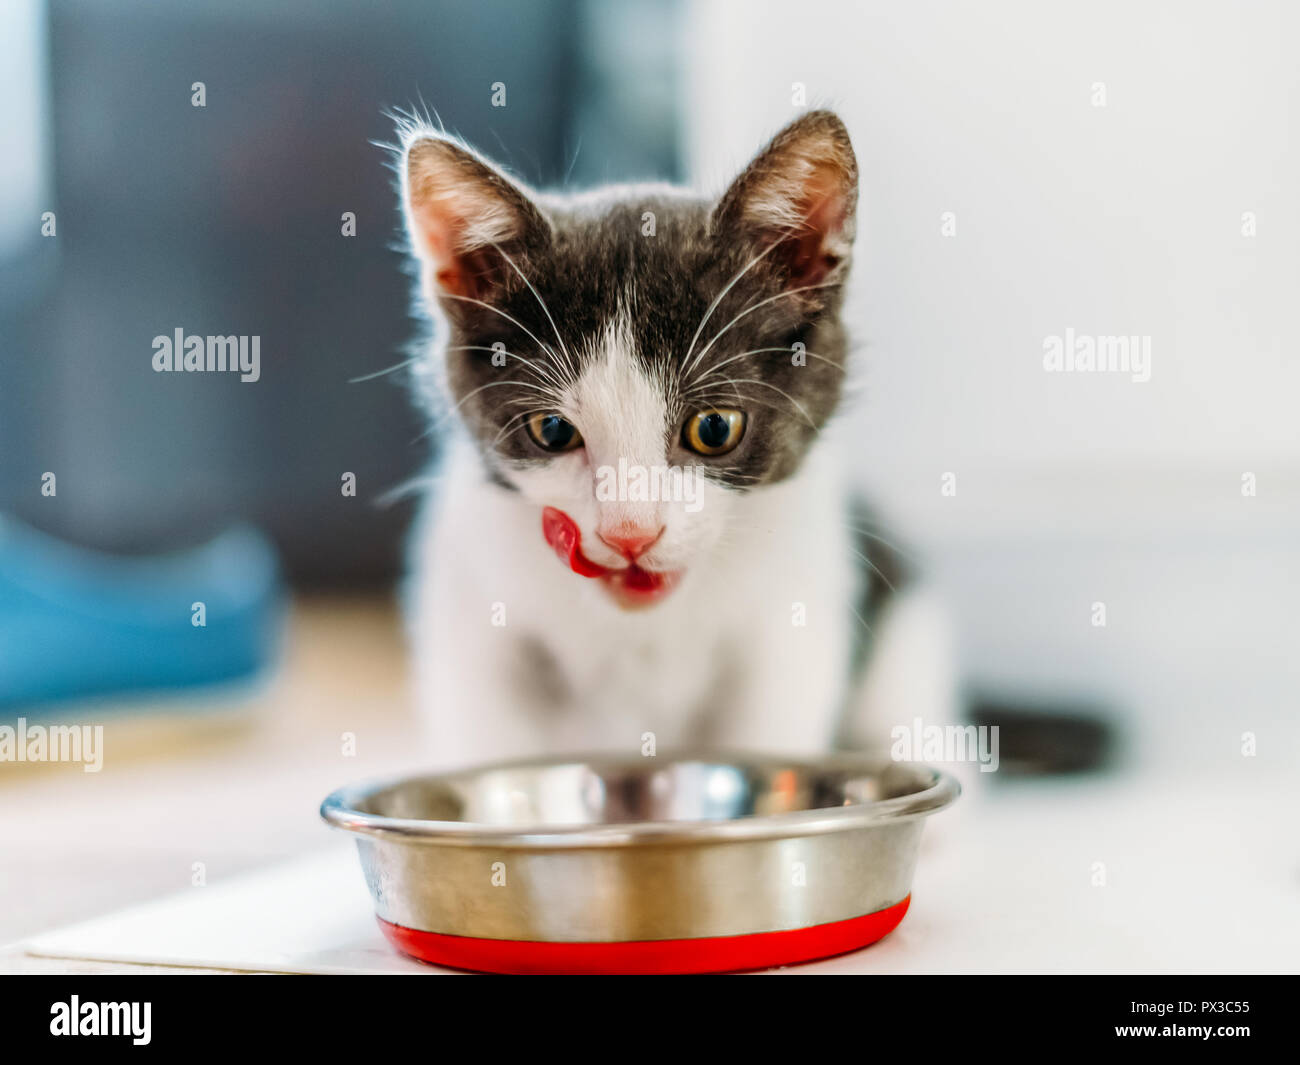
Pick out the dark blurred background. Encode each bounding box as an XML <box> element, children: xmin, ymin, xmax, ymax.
<box><xmin>0</xmin><ymin>0</ymin><xmax>682</xmax><ymax>585</ymax></box>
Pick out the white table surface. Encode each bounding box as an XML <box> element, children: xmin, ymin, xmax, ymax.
<box><xmin>17</xmin><ymin>768</ymin><xmax>1297</xmax><ymax>975</ymax></box>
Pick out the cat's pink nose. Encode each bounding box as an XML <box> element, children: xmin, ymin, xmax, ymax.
<box><xmin>598</xmin><ymin>524</ymin><xmax>663</xmax><ymax>561</ymax></box>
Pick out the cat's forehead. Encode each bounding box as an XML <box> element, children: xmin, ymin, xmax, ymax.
<box><xmin>520</xmin><ymin>191</ymin><xmax>781</xmax><ymax>374</ymax></box>
<box><xmin>542</xmin><ymin>192</ymin><xmax>712</xmax><ymax>309</ymax></box>
<box><xmin>540</xmin><ymin>185</ymin><xmax>711</xmax><ymax>242</ymax></box>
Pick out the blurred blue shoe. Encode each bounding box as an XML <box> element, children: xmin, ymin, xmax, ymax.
<box><xmin>0</xmin><ymin>517</ymin><xmax>285</xmax><ymax>712</ymax></box>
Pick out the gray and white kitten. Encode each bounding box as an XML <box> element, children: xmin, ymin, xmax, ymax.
<box><xmin>398</xmin><ymin>110</ymin><xmax>954</xmax><ymax>769</ymax></box>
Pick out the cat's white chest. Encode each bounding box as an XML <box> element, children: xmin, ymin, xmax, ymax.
<box><xmin>408</xmin><ymin>439</ymin><xmax>856</xmax><ymax>767</ymax></box>
<box><xmin>546</xmin><ymin>612</ymin><xmax>724</xmax><ymax>749</ymax></box>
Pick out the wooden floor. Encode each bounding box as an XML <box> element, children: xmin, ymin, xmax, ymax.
<box><xmin>0</xmin><ymin>594</ymin><xmax>421</xmax><ymax>974</ymax></box>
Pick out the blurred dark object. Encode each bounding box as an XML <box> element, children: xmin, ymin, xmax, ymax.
<box><xmin>0</xmin><ymin>0</ymin><xmax>681</xmax><ymax>587</ymax></box>
<box><xmin>969</xmin><ymin>698</ymin><xmax>1119</xmax><ymax>776</ymax></box>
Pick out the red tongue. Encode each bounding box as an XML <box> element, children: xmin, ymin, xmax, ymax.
<box><xmin>621</xmin><ymin>565</ymin><xmax>660</xmax><ymax>591</ymax></box>
<box><xmin>542</xmin><ymin>507</ymin><xmax>611</xmax><ymax>578</ymax></box>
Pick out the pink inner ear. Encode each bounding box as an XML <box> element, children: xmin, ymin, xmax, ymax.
<box><xmin>411</xmin><ymin>201</ymin><xmax>476</xmax><ymax>298</ymax></box>
<box><xmin>781</xmin><ymin>172</ymin><xmax>849</xmax><ymax>287</ymax></box>
<box><xmin>416</xmin><ymin>216</ymin><xmax>505</xmax><ymax>302</ymax></box>
<box><xmin>406</xmin><ymin>143</ymin><xmax>523</xmax><ymax>301</ymax></box>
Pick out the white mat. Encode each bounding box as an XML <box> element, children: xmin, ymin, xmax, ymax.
<box><xmin>22</xmin><ymin>846</ymin><xmax>436</xmax><ymax>974</ymax></box>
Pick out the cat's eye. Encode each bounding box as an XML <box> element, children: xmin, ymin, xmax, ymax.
<box><xmin>526</xmin><ymin>413</ymin><xmax>583</xmax><ymax>453</ymax></box>
<box><xmin>682</xmin><ymin>409</ymin><xmax>746</xmax><ymax>456</ymax></box>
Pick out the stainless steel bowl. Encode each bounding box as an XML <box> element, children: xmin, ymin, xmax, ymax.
<box><xmin>321</xmin><ymin>752</ymin><xmax>959</xmax><ymax>973</ymax></box>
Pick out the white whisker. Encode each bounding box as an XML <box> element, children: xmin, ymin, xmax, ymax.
<box><xmin>689</xmin><ymin>345</ymin><xmax>844</xmax><ymax>386</ymax></box>
<box><xmin>677</xmin><ymin>243</ymin><xmax>779</xmax><ymax>384</ymax></box>
<box><xmin>490</xmin><ymin>243</ymin><xmax>580</xmax><ymax>385</ymax></box>
<box><xmin>491</xmin><ymin>405</ymin><xmax>554</xmax><ymax>449</ymax></box>
<box><xmin>348</xmin><ymin>358</ymin><xmax>417</xmax><ymax>384</ymax></box>
<box><xmin>844</xmin><ymin>525</ymin><xmax>922</xmax><ymax>569</ymax></box>
<box><xmin>440</xmin><ymin>293</ymin><xmax>565</xmax><ymax>370</ymax></box>
<box><xmin>686</xmin><ymin>281</ymin><xmax>842</xmax><ymax>378</ymax></box>
<box><xmin>848</xmin><ymin>603</ymin><xmax>875</xmax><ymax>639</ymax></box>
<box><xmin>848</xmin><ymin>546</ymin><xmax>897</xmax><ymax>593</ymax></box>
<box><xmin>684</xmin><ymin>376</ymin><xmax>817</xmax><ymax>429</ymax></box>
<box><xmin>418</xmin><ymin>380</ymin><xmax>557</xmax><ymax>443</ymax></box>
<box><xmin>443</xmin><ymin>344</ymin><xmax>568</xmax><ymax>392</ymax></box>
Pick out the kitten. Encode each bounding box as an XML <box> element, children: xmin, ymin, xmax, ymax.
<box><xmin>397</xmin><ymin>110</ymin><xmax>955</xmax><ymax>769</ymax></box>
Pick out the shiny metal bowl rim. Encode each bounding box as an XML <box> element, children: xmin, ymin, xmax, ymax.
<box><xmin>320</xmin><ymin>751</ymin><xmax>960</xmax><ymax>850</ymax></box>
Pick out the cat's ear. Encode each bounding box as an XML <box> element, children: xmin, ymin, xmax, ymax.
<box><xmin>402</xmin><ymin>133</ymin><xmax>550</xmax><ymax>303</ymax></box>
<box><xmin>711</xmin><ymin>110</ymin><xmax>858</xmax><ymax>295</ymax></box>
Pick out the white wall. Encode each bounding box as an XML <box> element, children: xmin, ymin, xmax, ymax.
<box><xmin>679</xmin><ymin>0</ymin><xmax>1300</xmax><ymax>759</ymax></box>
<box><xmin>682</xmin><ymin>0</ymin><xmax>1299</xmax><ymax>518</ymax></box>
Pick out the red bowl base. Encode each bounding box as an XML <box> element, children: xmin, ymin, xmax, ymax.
<box><xmin>378</xmin><ymin>895</ymin><xmax>910</xmax><ymax>974</ymax></box>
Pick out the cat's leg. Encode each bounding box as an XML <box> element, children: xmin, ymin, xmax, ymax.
<box><xmin>694</xmin><ymin>494</ymin><xmax>858</xmax><ymax>753</ymax></box>
<box><xmin>413</xmin><ymin>611</ymin><xmax>551</xmax><ymax>772</ymax></box>
<box><xmin>407</xmin><ymin>477</ymin><xmax>555</xmax><ymax>770</ymax></box>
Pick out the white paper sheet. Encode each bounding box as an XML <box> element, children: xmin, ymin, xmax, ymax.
<box><xmin>21</xmin><ymin>846</ymin><xmax>437</xmax><ymax>974</ymax></box>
